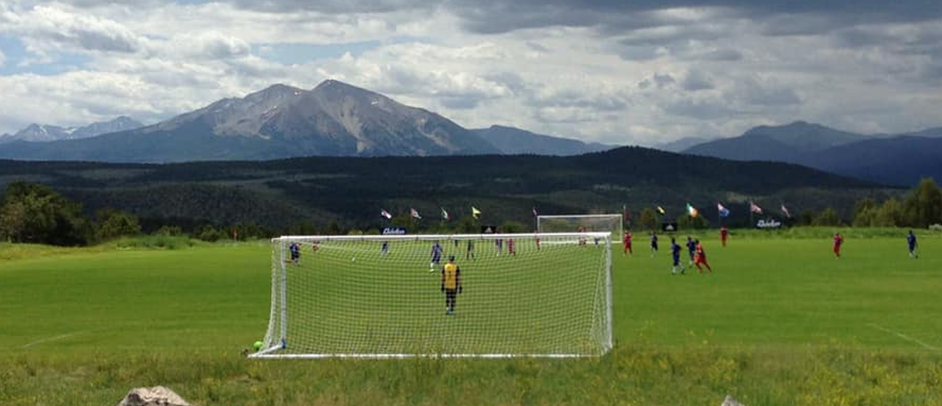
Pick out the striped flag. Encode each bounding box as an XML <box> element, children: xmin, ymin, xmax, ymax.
<box><xmin>656</xmin><ymin>206</ymin><xmax>666</xmax><ymax>215</ymax></box>
<box><xmin>780</xmin><ymin>203</ymin><xmax>792</xmax><ymax>218</ymax></box>
<box><xmin>686</xmin><ymin>203</ymin><xmax>699</xmax><ymax>217</ymax></box>
<box><xmin>472</xmin><ymin>206</ymin><xmax>481</xmax><ymax>219</ymax></box>
<box><xmin>410</xmin><ymin>208</ymin><xmax>422</xmax><ymax>219</ymax></box>
<box><xmin>717</xmin><ymin>203</ymin><xmax>730</xmax><ymax>217</ymax></box>
<box><xmin>750</xmin><ymin>202</ymin><xmax>763</xmax><ymax>214</ymax></box>
<box><xmin>380</xmin><ymin>209</ymin><xmax>393</xmax><ymax>219</ymax></box>
<box><xmin>441</xmin><ymin>207</ymin><xmax>450</xmax><ymax>221</ymax></box>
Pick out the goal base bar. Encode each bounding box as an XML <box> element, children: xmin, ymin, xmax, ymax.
<box><xmin>249</xmin><ymin>352</ymin><xmax>601</xmax><ymax>359</ymax></box>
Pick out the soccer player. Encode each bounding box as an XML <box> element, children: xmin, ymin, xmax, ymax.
<box><xmin>907</xmin><ymin>230</ymin><xmax>918</xmax><ymax>259</ymax></box>
<box><xmin>623</xmin><ymin>231</ymin><xmax>633</xmax><ymax>255</ymax></box>
<box><xmin>430</xmin><ymin>240</ymin><xmax>443</xmax><ymax>271</ymax></box>
<box><xmin>289</xmin><ymin>242</ymin><xmax>300</xmax><ymax>264</ymax></box>
<box><xmin>578</xmin><ymin>225</ymin><xmax>588</xmax><ymax>247</ymax></box>
<box><xmin>466</xmin><ymin>239</ymin><xmax>476</xmax><ymax>260</ymax></box>
<box><xmin>671</xmin><ymin>237</ymin><xmax>685</xmax><ymax>275</ymax></box>
<box><xmin>720</xmin><ymin>226</ymin><xmax>729</xmax><ymax>247</ymax></box>
<box><xmin>694</xmin><ymin>239</ymin><xmax>713</xmax><ymax>274</ymax></box>
<box><xmin>686</xmin><ymin>236</ymin><xmax>696</xmax><ymax>266</ymax></box>
<box><xmin>508</xmin><ymin>238</ymin><xmax>516</xmax><ymax>256</ymax></box>
<box><xmin>833</xmin><ymin>233</ymin><xmax>844</xmax><ymax>259</ymax></box>
<box><xmin>650</xmin><ymin>232</ymin><xmax>659</xmax><ymax>257</ymax></box>
<box><xmin>534</xmin><ymin>231</ymin><xmax>541</xmax><ymax>250</ymax></box>
<box><xmin>380</xmin><ymin>240</ymin><xmax>389</xmax><ymax>256</ymax></box>
<box><xmin>440</xmin><ymin>255</ymin><xmax>462</xmax><ymax>315</ymax></box>
<box><xmin>495</xmin><ymin>238</ymin><xmax>503</xmax><ymax>256</ymax></box>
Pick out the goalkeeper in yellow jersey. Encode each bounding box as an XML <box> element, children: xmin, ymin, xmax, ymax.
<box><xmin>440</xmin><ymin>255</ymin><xmax>463</xmax><ymax>316</ymax></box>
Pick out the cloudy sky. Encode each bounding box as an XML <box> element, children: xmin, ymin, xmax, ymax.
<box><xmin>1</xmin><ymin>0</ymin><xmax>941</xmax><ymax>146</ymax></box>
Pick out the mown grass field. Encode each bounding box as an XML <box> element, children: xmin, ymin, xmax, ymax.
<box><xmin>1</xmin><ymin>229</ymin><xmax>941</xmax><ymax>405</ymax></box>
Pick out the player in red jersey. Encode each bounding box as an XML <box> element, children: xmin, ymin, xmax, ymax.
<box><xmin>720</xmin><ymin>226</ymin><xmax>728</xmax><ymax>247</ymax></box>
<box><xmin>833</xmin><ymin>233</ymin><xmax>844</xmax><ymax>259</ymax></box>
<box><xmin>623</xmin><ymin>231</ymin><xmax>633</xmax><ymax>255</ymax></box>
<box><xmin>694</xmin><ymin>239</ymin><xmax>713</xmax><ymax>274</ymax></box>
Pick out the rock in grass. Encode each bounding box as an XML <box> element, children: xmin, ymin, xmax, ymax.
<box><xmin>721</xmin><ymin>394</ymin><xmax>745</xmax><ymax>406</ymax></box>
<box><xmin>117</xmin><ymin>386</ymin><xmax>192</xmax><ymax>406</ymax></box>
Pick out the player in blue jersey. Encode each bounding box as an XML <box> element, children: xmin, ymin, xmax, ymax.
<box><xmin>380</xmin><ymin>240</ymin><xmax>389</xmax><ymax>257</ymax></box>
<box><xmin>670</xmin><ymin>238</ymin><xmax>685</xmax><ymax>275</ymax></box>
<box><xmin>686</xmin><ymin>236</ymin><xmax>696</xmax><ymax>265</ymax></box>
<box><xmin>650</xmin><ymin>232</ymin><xmax>659</xmax><ymax>257</ymax></box>
<box><xmin>430</xmin><ymin>240</ymin><xmax>443</xmax><ymax>271</ymax></box>
<box><xmin>288</xmin><ymin>242</ymin><xmax>300</xmax><ymax>264</ymax></box>
<box><xmin>907</xmin><ymin>230</ymin><xmax>918</xmax><ymax>259</ymax></box>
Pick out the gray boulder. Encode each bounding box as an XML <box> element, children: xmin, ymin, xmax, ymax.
<box><xmin>721</xmin><ymin>395</ymin><xmax>745</xmax><ymax>406</ymax></box>
<box><xmin>116</xmin><ymin>386</ymin><xmax>192</xmax><ymax>406</ymax></box>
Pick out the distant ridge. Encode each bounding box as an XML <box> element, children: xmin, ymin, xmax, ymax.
<box><xmin>471</xmin><ymin>125</ymin><xmax>614</xmax><ymax>155</ymax></box>
<box><xmin>683</xmin><ymin>121</ymin><xmax>942</xmax><ymax>185</ymax></box>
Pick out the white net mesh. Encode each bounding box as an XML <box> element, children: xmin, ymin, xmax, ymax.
<box><xmin>537</xmin><ymin>215</ymin><xmax>624</xmax><ymax>240</ymax></box>
<box><xmin>255</xmin><ymin>233</ymin><xmax>613</xmax><ymax>358</ymax></box>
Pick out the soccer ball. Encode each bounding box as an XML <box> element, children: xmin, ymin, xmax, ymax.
<box><xmin>351</xmin><ymin>257</ymin><xmax>356</xmax><ymax>262</ymax></box>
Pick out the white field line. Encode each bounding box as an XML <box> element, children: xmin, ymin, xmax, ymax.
<box><xmin>868</xmin><ymin>323</ymin><xmax>940</xmax><ymax>352</ymax></box>
<box><xmin>22</xmin><ymin>330</ymin><xmax>88</xmax><ymax>349</ymax></box>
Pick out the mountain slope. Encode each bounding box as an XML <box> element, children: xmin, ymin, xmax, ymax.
<box><xmin>0</xmin><ymin>80</ymin><xmax>499</xmax><ymax>162</ymax></box>
<box><xmin>801</xmin><ymin>136</ymin><xmax>942</xmax><ymax>186</ymax></box>
<box><xmin>471</xmin><ymin>125</ymin><xmax>613</xmax><ymax>155</ymax></box>
<box><xmin>654</xmin><ymin>136</ymin><xmax>711</xmax><ymax>153</ymax></box>
<box><xmin>0</xmin><ymin>117</ymin><xmax>143</xmax><ymax>144</ymax></box>
<box><xmin>684</xmin><ymin>121</ymin><xmax>870</xmax><ymax>161</ymax></box>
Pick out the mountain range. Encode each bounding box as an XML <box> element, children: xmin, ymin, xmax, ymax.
<box><xmin>683</xmin><ymin>121</ymin><xmax>942</xmax><ymax>186</ymax></box>
<box><xmin>0</xmin><ymin>116</ymin><xmax>143</xmax><ymax>144</ymax></box>
<box><xmin>0</xmin><ymin>81</ymin><xmax>611</xmax><ymax>162</ymax></box>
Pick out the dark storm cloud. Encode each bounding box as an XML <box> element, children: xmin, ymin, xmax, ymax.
<box><xmin>442</xmin><ymin>0</ymin><xmax>942</xmax><ymax>35</ymax></box>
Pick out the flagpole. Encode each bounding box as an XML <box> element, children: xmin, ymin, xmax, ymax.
<box><xmin>749</xmin><ymin>201</ymin><xmax>754</xmax><ymax>228</ymax></box>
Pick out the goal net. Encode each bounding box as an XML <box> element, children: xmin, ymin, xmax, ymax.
<box><xmin>253</xmin><ymin>233</ymin><xmax>613</xmax><ymax>358</ymax></box>
<box><xmin>537</xmin><ymin>215</ymin><xmax>623</xmax><ymax>239</ymax></box>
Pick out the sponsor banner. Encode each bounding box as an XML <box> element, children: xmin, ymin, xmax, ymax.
<box><xmin>661</xmin><ymin>222</ymin><xmax>678</xmax><ymax>232</ymax></box>
<box><xmin>756</xmin><ymin>219</ymin><xmax>782</xmax><ymax>229</ymax></box>
<box><xmin>382</xmin><ymin>227</ymin><xmax>408</xmax><ymax>235</ymax></box>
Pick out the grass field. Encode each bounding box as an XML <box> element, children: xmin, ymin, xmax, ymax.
<box><xmin>1</xmin><ymin>229</ymin><xmax>941</xmax><ymax>405</ymax></box>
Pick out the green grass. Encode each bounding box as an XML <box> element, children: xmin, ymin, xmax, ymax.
<box><xmin>1</xmin><ymin>230</ymin><xmax>941</xmax><ymax>405</ymax></box>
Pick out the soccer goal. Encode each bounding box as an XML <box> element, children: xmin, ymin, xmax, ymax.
<box><xmin>537</xmin><ymin>214</ymin><xmax>624</xmax><ymax>240</ymax></box>
<box><xmin>253</xmin><ymin>233</ymin><xmax>613</xmax><ymax>358</ymax></box>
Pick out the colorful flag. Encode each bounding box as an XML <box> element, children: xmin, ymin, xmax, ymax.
<box><xmin>472</xmin><ymin>206</ymin><xmax>481</xmax><ymax>219</ymax></box>
<box><xmin>441</xmin><ymin>207</ymin><xmax>450</xmax><ymax>221</ymax></box>
<box><xmin>532</xmin><ymin>207</ymin><xmax>538</xmax><ymax>217</ymax></box>
<box><xmin>717</xmin><ymin>203</ymin><xmax>730</xmax><ymax>217</ymax></box>
<box><xmin>410</xmin><ymin>208</ymin><xmax>422</xmax><ymax>219</ymax></box>
<box><xmin>656</xmin><ymin>206</ymin><xmax>666</xmax><ymax>215</ymax></box>
<box><xmin>750</xmin><ymin>202</ymin><xmax>763</xmax><ymax>214</ymax></box>
<box><xmin>780</xmin><ymin>203</ymin><xmax>792</xmax><ymax>218</ymax></box>
<box><xmin>380</xmin><ymin>209</ymin><xmax>393</xmax><ymax>219</ymax></box>
<box><xmin>686</xmin><ymin>203</ymin><xmax>699</xmax><ymax>218</ymax></box>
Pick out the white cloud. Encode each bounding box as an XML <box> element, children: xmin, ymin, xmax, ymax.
<box><xmin>0</xmin><ymin>48</ymin><xmax>5</xmax><ymax>67</ymax></box>
<box><xmin>0</xmin><ymin>1</ymin><xmax>941</xmax><ymax>146</ymax></box>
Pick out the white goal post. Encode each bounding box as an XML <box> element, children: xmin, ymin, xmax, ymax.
<box><xmin>252</xmin><ymin>232</ymin><xmax>613</xmax><ymax>359</ymax></box>
<box><xmin>537</xmin><ymin>214</ymin><xmax>624</xmax><ymax>240</ymax></box>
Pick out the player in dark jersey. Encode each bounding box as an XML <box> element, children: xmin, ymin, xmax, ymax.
<box><xmin>650</xmin><ymin>232</ymin><xmax>659</xmax><ymax>257</ymax></box>
<box><xmin>441</xmin><ymin>256</ymin><xmax>462</xmax><ymax>315</ymax></box>
<box><xmin>380</xmin><ymin>240</ymin><xmax>389</xmax><ymax>257</ymax></box>
<box><xmin>671</xmin><ymin>238</ymin><xmax>685</xmax><ymax>275</ymax></box>
<box><xmin>288</xmin><ymin>242</ymin><xmax>300</xmax><ymax>264</ymax></box>
<box><xmin>430</xmin><ymin>240</ymin><xmax>443</xmax><ymax>271</ymax></box>
<box><xmin>686</xmin><ymin>236</ymin><xmax>696</xmax><ymax>265</ymax></box>
<box><xmin>466</xmin><ymin>239</ymin><xmax>476</xmax><ymax>260</ymax></box>
<box><xmin>907</xmin><ymin>230</ymin><xmax>918</xmax><ymax>259</ymax></box>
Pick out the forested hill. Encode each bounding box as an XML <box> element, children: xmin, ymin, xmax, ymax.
<box><xmin>0</xmin><ymin>146</ymin><xmax>893</xmax><ymax>231</ymax></box>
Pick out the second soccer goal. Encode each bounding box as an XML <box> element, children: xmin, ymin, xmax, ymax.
<box><xmin>537</xmin><ymin>214</ymin><xmax>624</xmax><ymax>239</ymax></box>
